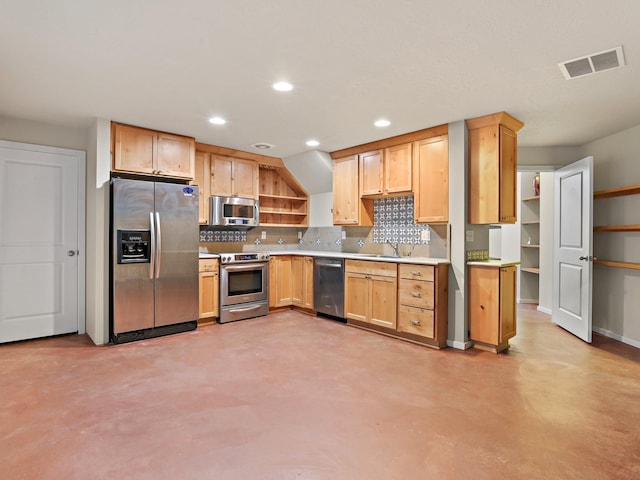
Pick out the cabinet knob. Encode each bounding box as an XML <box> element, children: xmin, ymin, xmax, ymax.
<box><xmin>480</xmin><ymin>305</ymin><xmax>485</xmax><ymax>310</ymax></box>
<box><xmin>411</xmin><ymin>292</ymin><xmax>421</xmax><ymax>298</ymax></box>
<box><xmin>410</xmin><ymin>271</ymin><xmax>422</xmax><ymax>276</ymax></box>
<box><xmin>410</xmin><ymin>319</ymin><xmax>421</xmax><ymax>326</ymax></box>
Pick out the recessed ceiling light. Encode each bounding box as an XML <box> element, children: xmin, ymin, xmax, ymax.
<box><xmin>273</xmin><ymin>82</ymin><xmax>294</xmax><ymax>92</ymax></box>
<box><xmin>251</xmin><ymin>142</ymin><xmax>274</xmax><ymax>150</ymax></box>
<box><xmin>306</xmin><ymin>140</ymin><xmax>320</xmax><ymax>147</ymax></box>
<box><xmin>374</xmin><ymin>119</ymin><xmax>391</xmax><ymax>127</ymax></box>
<box><xmin>208</xmin><ymin>116</ymin><xmax>226</xmax><ymax>125</ymax></box>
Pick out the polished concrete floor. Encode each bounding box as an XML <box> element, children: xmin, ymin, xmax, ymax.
<box><xmin>1</xmin><ymin>305</ymin><xmax>639</xmax><ymax>479</ymax></box>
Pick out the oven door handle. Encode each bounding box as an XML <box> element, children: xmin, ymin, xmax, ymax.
<box><xmin>222</xmin><ymin>264</ymin><xmax>265</xmax><ymax>272</ymax></box>
<box><xmin>226</xmin><ymin>304</ymin><xmax>265</xmax><ymax>314</ymax></box>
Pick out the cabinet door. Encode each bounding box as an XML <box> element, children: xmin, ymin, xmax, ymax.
<box><xmin>384</xmin><ymin>143</ymin><xmax>412</xmax><ymax>195</ymax></box>
<box><xmin>499</xmin><ymin>126</ymin><xmax>517</xmax><ymax>223</ymax></box>
<box><xmin>233</xmin><ymin>159</ymin><xmax>258</xmax><ymax>199</ymax></box>
<box><xmin>210</xmin><ymin>155</ymin><xmax>234</xmax><ymax>197</ymax></box>
<box><xmin>468</xmin><ymin>266</ymin><xmax>500</xmax><ymax>344</ymax></box>
<box><xmin>344</xmin><ymin>272</ymin><xmax>369</xmax><ymax>322</ymax></box>
<box><xmin>193</xmin><ymin>152</ymin><xmax>210</xmax><ymax>224</ymax></box>
<box><xmin>413</xmin><ymin>135</ymin><xmax>448</xmax><ymax>223</ymax></box>
<box><xmin>359</xmin><ymin>150</ymin><xmax>383</xmax><ymax>196</ymax></box>
<box><xmin>156</xmin><ymin>132</ymin><xmax>195</xmax><ymax>179</ymax></box>
<box><xmin>369</xmin><ymin>275</ymin><xmax>397</xmax><ymax>329</ymax></box>
<box><xmin>291</xmin><ymin>256</ymin><xmax>304</xmax><ymax>307</ymax></box>
<box><xmin>276</xmin><ymin>256</ymin><xmax>293</xmax><ymax>306</ymax></box>
<box><xmin>112</xmin><ymin>124</ymin><xmax>155</xmax><ymax>175</ymax></box>
<box><xmin>333</xmin><ymin>155</ymin><xmax>360</xmax><ymax>225</ymax></box>
<box><xmin>199</xmin><ymin>270</ymin><xmax>219</xmax><ymax>319</ymax></box>
<box><xmin>303</xmin><ymin>256</ymin><xmax>314</xmax><ymax>309</ymax></box>
<box><xmin>499</xmin><ymin>266</ymin><xmax>517</xmax><ymax>342</ymax></box>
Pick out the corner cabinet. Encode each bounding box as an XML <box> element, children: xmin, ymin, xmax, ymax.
<box><xmin>198</xmin><ymin>258</ymin><xmax>219</xmax><ymax>325</ymax></box>
<box><xmin>467</xmin><ymin>112</ymin><xmax>524</xmax><ymax>224</ymax></box>
<box><xmin>468</xmin><ymin>263</ymin><xmax>517</xmax><ymax>353</ymax></box>
<box><xmin>112</xmin><ymin>123</ymin><xmax>195</xmax><ymax>180</ymax></box>
<box><xmin>291</xmin><ymin>256</ymin><xmax>314</xmax><ymax>310</ymax></box>
<box><xmin>413</xmin><ymin>135</ymin><xmax>449</xmax><ymax>223</ymax></box>
<box><xmin>269</xmin><ymin>256</ymin><xmax>292</xmax><ymax>308</ymax></box>
<box><xmin>332</xmin><ymin>155</ymin><xmax>374</xmax><ymax>226</ymax></box>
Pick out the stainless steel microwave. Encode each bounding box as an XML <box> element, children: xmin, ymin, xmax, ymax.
<box><xmin>209</xmin><ymin>196</ymin><xmax>259</xmax><ymax>229</ymax></box>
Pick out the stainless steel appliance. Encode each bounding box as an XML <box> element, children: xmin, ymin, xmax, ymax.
<box><xmin>313</xmin><ymin>257</ymin><xmax>345</xmax><ymax>319</ymax></box>
<box><xmin>210</xmin><ymin>196</ymin><xmax>259</xmax><ymax>229</ymax></box>
<box><xmin>219</xmin><ymin>252</ymin><xmax>270</xmax><ymax>323</ymax></box>
<box><xmin>110</xmin><ymin>178</ymin><xmax>199</xmax><ymax>343</ymax></box>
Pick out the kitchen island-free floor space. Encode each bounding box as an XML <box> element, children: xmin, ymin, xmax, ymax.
<box><xmin>1</xmin><ymin>305</ymin><xmax>639</xmax><ymax>480</ymax></box>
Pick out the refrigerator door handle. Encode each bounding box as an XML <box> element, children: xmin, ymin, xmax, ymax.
<box><xmin>155</xmin><ymin>212</ymin><xmax>162</xmax><ymax>278</ymax></box>
<box><xmin>149</xmin><ymin>212</ymin><xmax>156</xmax><ymax>280</ymax></box>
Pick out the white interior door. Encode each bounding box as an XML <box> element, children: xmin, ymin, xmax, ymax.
<box><xmin>552</xmin><ymin>156</ymin><xmax>593</xmax><ymax>342</ymax></box>
<box><xmin>0</xmin><ymin>141</ymin><xmax>85</xmax><ymax>343</ymax></box>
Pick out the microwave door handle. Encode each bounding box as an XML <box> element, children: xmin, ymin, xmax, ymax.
<box><xmin>155</xmin><ymin>212</ymin><xmax>162</xmax><ymax>278</ymax></box>
<box><xmin>149</xmin><ymin>212</ymin><xmax>156</xmax><ymax>280</ymax></box>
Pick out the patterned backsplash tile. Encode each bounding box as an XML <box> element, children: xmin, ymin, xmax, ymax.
<box><xmin>373</xmin><ymin>196</ymin><xmax>429</xmax><ymax>244</ymax></box>
<box><xmin>199</xmin><ymin>228</ymin><xmax>247</xmax><ymax>243</ymax></box>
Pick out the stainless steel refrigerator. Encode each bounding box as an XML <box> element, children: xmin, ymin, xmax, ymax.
<box><xmin>110</xmin><ymin>177</ymin><xmax>199</xmax><ymax>344</ymax></box>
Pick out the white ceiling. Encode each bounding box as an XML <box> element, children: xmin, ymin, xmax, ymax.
<box><xmin>2</xmin><ymin>0</ymin><xmax>640</xmax><ymax>159</ymax></box>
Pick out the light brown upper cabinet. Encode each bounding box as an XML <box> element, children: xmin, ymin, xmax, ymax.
<box><xmin>467</xmin><ymin>112</ymin><xmax>524</xmax><ymax>224</ymax></box>
<box><xmin>112</xmin><ymin>123</ymin><xmax>195</xmax><ymax>180</ymax></box>
<box><xmin>193</xmin><ymin>151</ymin><xmax>211</xmax><ymax>224</ymax></box>
<box><xmin>360</xmin><ymin>144</ymin><xmax>413</xmax><ymax>198</ymax></box>
<box><xmin>210</xmin><ymin>155</ymin><xmax>258</xmax><ymax>199</ymax></box>
<box><xmin>333</xmin><ymin>155</ymin><xmax>374</xmax><ymax>226</ymax></box>
<box><xmin>413</xmin><ymin>135</ymin><xmax>448</xmax><ymax>223</ymax></box>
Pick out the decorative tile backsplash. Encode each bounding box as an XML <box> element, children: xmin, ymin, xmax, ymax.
<box><xmin>372</xmin><ymin>196</ymin><xmax>429</xmax><ymax>244</ymax></box>
<box><xmin>199</xmin><ymin>228</ymin><xmax>247</xmax><ymax>243</ymax></box>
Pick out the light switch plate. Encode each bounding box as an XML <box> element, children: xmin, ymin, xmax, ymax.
<box><xmin>466</xmin><ymin>230</ymin><xmax>474</xmax><ymax>242</ymax></box>
<box><xmin>261</xmin><ymin>231</ymin><xmax>267</xmax><ymax>240</ymax></box>
<box><xmin>421</xmin><ymin>229</ymin><xmax>430</xmax><ymax>242</ymax></box>
<box><xmin>341</xmin><ymin>230</ymin><xmax>346</xmax><ymax>240</ymax></box>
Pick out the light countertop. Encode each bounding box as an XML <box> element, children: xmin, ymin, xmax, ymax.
<box><xmin>466</xmin><ymin>259</ymin><xmax>520</xmax><ymax>267</ymax></box>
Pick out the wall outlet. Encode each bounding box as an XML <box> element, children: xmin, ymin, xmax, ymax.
<box><xmin>421</xmin><ymin>229</ymin><xmax>431</xmax><ymax>242</ymax></box>
<box><xmin>297</xmin><ymin>231</ymin><xmax>302</xmax><ymax>240</ymax></box>
<box><xmin>341</xmin><ymin>230</ymin><xmax>346</xmax><ymax>240</ymax></box>
<box><xmin>261</xmin><ymin>231</ymin><xmax>266</xmax><ymax>240</ymax></box>
<box><xmin>466</xmin><ymin>230</ymin><xmax>474</xmax><ymax>242</ymax></box>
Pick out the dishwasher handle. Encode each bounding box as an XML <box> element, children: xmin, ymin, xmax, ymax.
<box><xmin>315</xmin><ymin>261</ymin><xmax>343</xmax><ymax>268</ymax></box>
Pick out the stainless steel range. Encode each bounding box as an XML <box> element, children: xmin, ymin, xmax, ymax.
<box><xmin>218</xmin><ymin>252</ymin><xmax>270</xmax><ymax>323</ymax></box>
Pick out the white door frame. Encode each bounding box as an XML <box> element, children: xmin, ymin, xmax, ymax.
<box><xmin>0</xmin><ymin>140</ymin><xmax>86</xmax><ymax>335</ymax></box>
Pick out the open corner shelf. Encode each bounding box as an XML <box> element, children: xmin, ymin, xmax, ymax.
<box><xmin>521</xmin><ymin>267</ymin><xmax>540</xmax><ymax>274</ymax></box>
<box><xmin>594</xmin><ymin>184</ymin><xmax>640</xmax><ymax>200</ymax></box>
<box><xmin>594</xmin><ymin>260</ymin><xmax>640</xmax><ymax>270</ymax></box>
<box><xmin>594</xmin><ymin>225</ymin><xmax>640</xmax><ymax>232</ymax></box>
<box><xmin>522</xmin><ymin>195</ymin><xmax>540</xmax><ymax>202</ymax></box>
<box><xmin>258</xmin><ymin>164</ymin><xmax>309</xmax><ymax>227</ymax></box>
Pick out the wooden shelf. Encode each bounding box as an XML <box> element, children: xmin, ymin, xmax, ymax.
<box><xmin>522</xmin><ymin>221</ymin><xmax>540</xmax><ymax>225</ymax></box>
<box><xmin>594</xmin><ymin>184</ymin><xmax>640</xmax><ymax>199</ymax></box>
<box><xmin>522</xmin><ymin>195</ymin><xmax>540</xmax><ymax>202</ymax></box>
<box><xmin>259</xmin><ymin>194</ymin><xmax>306</xmax><ymax>201</ymax></box>
<box><xmin>260</xmin><ymin>209</ymin><xmax>307</xmax><ymax>216</ymax></box>
<box><xmin>594</xmin><ymin>259</ymin><xmax>640</xmax><ymax>270</ymax></box>
<box><xmin>521</xmin><ymin>267</ymin><xmax>540</xmax><ymax>274</ymax></box>
<box><xmin>594</xmin><ymin>225</ymin><xmax>640</xmax><ymax>232</ymax></box>
<box><xmin>521</xmin><ymin>244</ymin><xmax>540</xmax><ymax>248</ymax></box>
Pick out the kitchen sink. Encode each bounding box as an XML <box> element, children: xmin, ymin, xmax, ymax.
<box><xmin>356</xmin><ymin>253</ymin><xmax>401</xmax><ymax>259</ymax></box>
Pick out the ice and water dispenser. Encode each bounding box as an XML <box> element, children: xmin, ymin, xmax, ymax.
<box><xmin>117</xmin><ymin>230</ymin><xmax>151</xmax><ymax>264</ymax></box>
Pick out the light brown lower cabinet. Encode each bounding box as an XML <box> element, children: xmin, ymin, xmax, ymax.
<box><xmin>468</xmin><ymin>264</ymin><xmax>517</xmax><ymax>352</ymax></box>
<box><xmin>269</xmin><ymin>256</ymin><xmax>292</xmax><ymax>308</ymax></box>
<box><xmin>291</xmin><ymin>256</ymin><xmax>314</xmax><ymax>310</ymax></box>
<box><xmin>345</xmin><ymin>260</ymin><xmax>449</xmax><ymax>348</ymax></box>
<box><xmin>198</xmin><ymin>258</ymin><xmax>219</xmax><ymax>325</ymax></box>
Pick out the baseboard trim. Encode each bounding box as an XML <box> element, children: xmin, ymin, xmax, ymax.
<box><xmin>592</xmin><ymin>327</ymin><xmax>640</xmax><ymax>349</ymax></box>
<box><xmin>517</xmin><ymin>298</ymin><xmax>538</xmax><ymax>304</ymax></box>
<box><xmin>537</xmin><ymin>306</ymin><xmax>552</xmax><ymax>315</ymax></box>
<box><xmin>447</xmin><ymin>339</ymin><xmax>473</xmax><ymax>350</ymax></box>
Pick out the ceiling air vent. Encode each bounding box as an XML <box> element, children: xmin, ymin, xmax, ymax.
<box><xmin>251</xmin><ymin>142</ymin><xmax>274</xmax><ymax>150</ymax></box>
<box><xmin>559</xmin><ymin>46</ymin><xmax>625</xmax><ymax>80</ymax></box>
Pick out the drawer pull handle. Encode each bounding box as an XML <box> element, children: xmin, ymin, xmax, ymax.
<box><xmin>410</xmin><ymin>271</ymin><xmax>422</xmax><ymax>276</ymax></box>
<box><xmin>410</xmin><ymin>319</ymin><xmax>421</xmax><ymax>326</ymax></box>
<box><xmin>411</xmin><ymin>292</ymin><xmax>421</xmax><ymax>298</ymax></box>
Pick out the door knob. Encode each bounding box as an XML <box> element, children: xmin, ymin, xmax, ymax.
<box><xmin>579</xmin><ymin>255</ymin><xmax>590</xmax><ymax>261</ymax></box>
<box><xmin>68</xmin><ymin>250</ymin><xmax>77</xmax><ymax>256</ymax></box>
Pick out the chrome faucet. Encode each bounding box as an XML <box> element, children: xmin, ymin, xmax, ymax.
<box><xmin>386</xmin><ymin>239</ymin><xmax>400</xmax><ymax>257</ymax></box>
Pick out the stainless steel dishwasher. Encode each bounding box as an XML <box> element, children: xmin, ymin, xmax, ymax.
<box><xmin>313</xmin><ymin>257</ymin><xmax>345</xmax><ymax>320</ymax></box>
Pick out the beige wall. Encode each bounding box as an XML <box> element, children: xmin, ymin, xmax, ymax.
<box><xmin>0</xmin><ymin>115</ymin><xmax>88</xmax><ymax>151</ymax></box>
<box><xmin>580</xmin><ymin>125</ymin><xmax>640</xmax><ymax>347</ymax></box>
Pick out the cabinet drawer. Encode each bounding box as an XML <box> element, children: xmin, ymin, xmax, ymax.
<box><xmin>398</xmin><ymin>279</ymin><xmax>434</xmax><ymax>309</ymax></box>
<box><xmin>345</xmin><ymin>259</ymin><xmax>397</xmax><ymax>277</ymax></box>
<box><xmin>397</xmin><ymin>305</ymin><xmax>435</xmax><ymax>338</ymax></box>
<box><xmin>398</xmin><ymin>264</ymin><xmax>434</xmax><ymax>281</ymax></box>
<box><xmin>199</xmin><ymin>259</ymin><xmax>219</xmax><ymax>272</ymax></box>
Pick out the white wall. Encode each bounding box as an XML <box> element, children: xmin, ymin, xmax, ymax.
<box><xmin>0</xmin><ymin>115</ymin><xmax>87</xmax><ymax>151</ymax></box>
<box><xmin>309</xmin><ymin>192</ymin><xmax>333</xmax><ymax>227</ymax></box>
<box><xmin>518</xmin><ymin>146</ymin><xmax>581</xmax><ymax>169</ymax></box>
<box><xmin>580</xmin><ymin>124</ymin><xmax>640</xmax><ymax>347</ymax></box>
<box><xmin>538</xmin><ymin>171</ymin><xmax>554</xmax><ymax>314</ymax></box>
